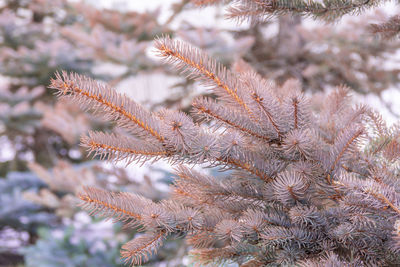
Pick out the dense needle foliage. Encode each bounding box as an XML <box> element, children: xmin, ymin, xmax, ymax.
<box><xmin>49</xmin><ymin>34</ymin><xmax>400</xmax><ymax>266</ymax></box>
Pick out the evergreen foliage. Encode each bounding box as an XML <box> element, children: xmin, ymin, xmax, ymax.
<box><xmin>197</xmin><ymin>0</ymin><xmax>387</xmax><ymax>22</ymax></box>
<box><xmin>370</xmin><ymin>15</ymin><xmax>400</xmax><ymax>39</ymax></box>
<box><xmin>21</xmin><ymin>216</ymin><xmax>126</xmax><ymax>267</ymax></box>
<box><xmin>51</xmin><ymin>36</ymin><xmax>400</xmax><ymax>266</ymax></box>
<box><xmin>192</xmin><ymin>0</ymin><xmax>400</xmax><ymax>42</ymax></box>
<box><xmin>0</xmin><ymin>1</ymin><xmax>185</xmax><ymax>265</ymax></box>
<box><xmin>185</xmin><ymin>0</ymin><xmax>400</xmax><ymax>98</ymax></box>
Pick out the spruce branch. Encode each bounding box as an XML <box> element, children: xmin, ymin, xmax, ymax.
<box><xmin>78</xmin><ymin>187</ymin><xmax>144</xmax><ymax>224</ymax></box>
<box><xmin>192</xmin><ymin>97</ymin><xmax>270</xmax><ymax>141</ymax></box>
<box><xmin>364</xmin><ymin>189</ymin><xmax>400</xmax><ymax>215</ymax></box>
<box><xmin>282</xmin><ymin>89</ymin><xmax>311</xmax><ymax>131</ymax></box>
<box><xmin>370</xmin><ymin>15</ymin><xmax>400</xmax><ymax>39</ymax></box>
<box><xmin>225</xmin><ymin>0</ymin><xmax>384</xmax><ymax>22</ymax></box>
<box><xmin>81</xmin><ymin>131</ymin><xmax>168</xmax><ymax>165</ymax></box>
<box><xmin>239</xmin><ymin>71</ymin><xmax>286</xmax><ymax>138</ymax></box>
<box><xmin>50</xmin><ymin>71</ymin><xmax>165</xmax><ymax>142</ymax></box>
<box><xmin>218</xmin><ymin>156</ymin><xmax>273</xmax><ymax>182</ymax></box>
<box><xmin>155</xmin><ymin>36</ymin><xmax>258</xmax><ymax>122</ymax></box>
<box><xmin>192</xmin><ymin>0</ymin><xmax>225</xmax><ymax>6</ymax></box>
<box><xmin>190</xmin><ymin>246</ymin><xmax>247</xmax><ymax>265</ymax></box>
<box><xmin>328</xmin><ymin>125</ymin><xmax>365</xmax><ymax>180</ymax></box>
<box><xmin>121</xmin><ymin>231</ymin><xmax>166</xmax><ymax>265</ymax></box>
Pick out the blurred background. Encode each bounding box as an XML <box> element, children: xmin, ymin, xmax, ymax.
<box><xmin>0</xmin><ymin>0</ymin><xmax>399</xmax><ymax>266</ymax></box>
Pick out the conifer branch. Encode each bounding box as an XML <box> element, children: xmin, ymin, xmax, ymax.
<box><xmin>155</xmin><ymin>37</ymin><xmax>257</xmax><ymax>121</ymax></box>
<box><xmin>173</xmin><ymin>166</ymin><xmax>265</xmax><ymax>212</ymax></box>
<box><xmin>190</xmin><ymin>246</ymin><xmax>243</xmax><ymax>265</ymax></box>
<box><xmin>251</xmin><ymin>94</ymin><xmax>282</xmax><ymax>137</ymax></box>
<box><xmin>81</xmin><ymin>131</ymin><xmax>167</xmax><ymax>164</ymax></box>
<box><xmin>282</xmin><ymin>89</ymin><xmax>311</xmax><ymax>131</ymax></box>
<box><xmin>254</xmin><ymin>0</ymin><xmax>375</xmax><ymax>14</ymax></box>
<box><xmin>327</xmin><ymin>126</ymin><xmax>364</xmax><ymax>182</ymax></box>
<box><xmin>78</xmin><ymin>187</ymin><xmax>143</xmax><ymax>221</ymax></box>
<box><xmin>173</xmin><ymin>179</ymin><xmax>233</xmax><ymax>212</ymax></box>
<box><xmin>365</xmin><ymin>190</ymin><xmax>400</xmax><ymax>215</ymax></box>
<box><xmin>331</xmin><ymin>128</ymin><xmax>363</xmax><ymax>170</ymax></box>
<box><xmin>50</xmin><ymin>71</ymin><xmax>165</xmax><ymax>142</ymax></box>
<box><xmin>226</xmin><ymin>0</ymin><xmax>382</xmax><ymax>22</ymax></box>
<box><xmin>240</xmin><ymin>71</ymin><xmax>285</xmax><ymax>138</ymax></box>
<box><xmin>370</xmin><ymin>15</ymin><xmax>400</xmax><ymax>39</ymax></box>
<box><xmin>192</xmin><ymin>0</ymin><xmax>224</xmax><ymax>6</ymax></box>
<box><xmin>172</xmin><ymin>185</ymin><xmax>242</xmax><ymax>214</ymax></box>
<box><xmin>172</xmin><ymin>186</ymin><xmax>205</xmax><ymax>204</ymax></box>
<box><xmin>192</xmin><ymin>97</ymin><xmax>270</xmax><ymax>141</ymax></box>
<box><xmin>218</xmin><ymin>156</ymin><xmax>272</xmax><ymax>182</ymax></box>
<box><xmin>293</xmin><ymin>98</ymin><xmax>299</xmax><ymax>129</ymax></box>
<box><xmin>121</xmin><ymin>231</ymin><xmax>166</xmax><ymax>266</ymax></box>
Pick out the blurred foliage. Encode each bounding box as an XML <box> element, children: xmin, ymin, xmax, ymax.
<box><xmin>0</xmin><ymin>0</ymin><xmax>184</xmax><ymax>265</ymax></box>
<box><xmin>21</xmin><ymin>214</ymin><xmax>127</xmax><ymax>267</ymax></box>
<box><xmin>0</xmin><ymin>171</ymin><xmax>56</xmax><ymax>232</ymax></box>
